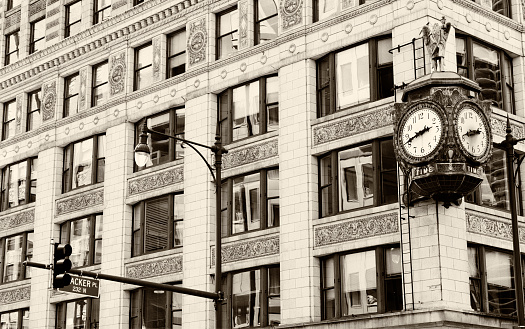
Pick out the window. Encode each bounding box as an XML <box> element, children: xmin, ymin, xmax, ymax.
<box><xmin>217</xmin><ymin>7</ymin><xmax>239</xmax><ymax>59</ymax></box>
<box><xmin>255</xmin><ymin>0</ymin><xmax>278</xmax><ymax>44</ymax></box>
<box><xmin>132</xmin><ymin>193</ymin><xmax>183</xmax><ymax>256</ymax></box>
<box><xmin>65</xmin><ymin>1</ymin><xmax>82</xmax><ymax>38</ymax></box>
<box><xmin>321</xmin><ymin>245</ymin><xmax>402</xmax><ymax>319</ymax></box>
<box><xmin>220</xmin><ymin>266</ymin><xmax>280</xmax><ymax>328</ymax></box>
<box><xmin>319</xmin><ymin>139</ymin><xmax>397</xmax><ymax>217</ymax></box>
<box><xmin>60</xmin><ymin>215</ymin><xmax>102</xmax><ymax>268</ymax></box>
<box><xmin>469</xmin><ymin>245</ymin><xmax>519</xmax><ymax>316</ymax></box>
<box><xmin>92</xmin><ymin>61</ymin><xmax>108</xmax><ymax>107</ymax></box>
<box><xmin>62</xmin><ymin>135</ymin><xmax>106</xmax><ymax>193</ymax></box>
<box><xmin>317</xmin><ymin>37</ymin><xmax>393</xmax><ymax>117</ymax></box>
<box><xmin>2</xmin><ymin>99</ymin><xmax>16</xmax><ymax>141</ymax></box>
<box><xmin>221</xmin><ymin>168</ymin><xmax>279</xmax><ymax>237</ymax></box>
<box><xmin>219</xmin><ymin>76</ymin><xmax>278</xmax><ymax>144</ymax></box>
<box><xmin>314</xmin><ymin>0</ymin><xmax>378</xmax><ymax>22</ymax></box>
<box><xmin>130</xmin><ymin>285</ymin><xmax>182</xmax><ymax>329</ymax></box>
<box><xmin>134</xmin><ymin>43</ymin><xmax>153</xmax><ymax>91</ymax></box>
<box><xmin>134</xmin><ymin>108</ymin><xmax>185</xmax><ymax>171</ymax></box>
<box><xmin>0</xmin><ymin>309</ymin><xmax>29</xmax><ymax>329</ymax></box>
<box><xmin>0</xmin><ymin>232</ymin><xmax>33</xmax><ymax>283</ymax></box>
<box><xmin>29</xmin><ymin>19</ymin><xmax>45</xmax><ymax>54</ymax></box>
<box><xmin>4</xmin><ymin>31</ymin><xmax>19</xmax><ymax>66</ymax></box>
<box><xmin>456</xmin><ymin>37</ymin><xmax>514</xmax><ymax>113</ymax></box>
<box><xmin>466</xmin><ymin>146</ymin><xmax>522</xmax><ymax>214</ymax></box>
<box><xmin>64</xmin><ymin>73</ymin><xmax>79</xmax><ymax>117</ymax></box>
<box><xmin>27</xmin><ymin>89</ymin><xmax>41</xmax><ymax>131</ymax></box>
<box><xmin>167</xmin><ymin>30</ymin><xmax>186</xmax><ymax>78</ymax></box>
<box><xmin>1</xmin><ymin>158</ymin><xmax>38</xmax><ymax>211</ymax></box>
<box><xmin>133</xmin><ymin>0</ymin><xmax>144</xmax><ymax>5</ymax></box>
<box><xmin>93</xmin><ymin>0</ymin><xmax>110</xmax><ymax>24</ymax></box>
<box><xmin>56</xmin><ymin>298</ymin><xmax>99</xmax><ymax>329</ymax></box>
<box><xmin>6</xmin><ymin>0</ymin><xmax>21</xmax><ymax>10</ymax></box>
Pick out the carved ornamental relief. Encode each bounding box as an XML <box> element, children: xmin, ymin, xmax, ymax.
<box><xmin>109</xmin><ymin>52</ymin><xmax>126</xmax><ymax>96</ymax></box>
<box><xmin>187</xmin><ymin>18</ymin><xmax>207</xmax><ymax>67</ymax></box>
<box><xmin>42</xmin><ymin>80</ymin><xmax>57</xmax><ymax>122</ymax></box>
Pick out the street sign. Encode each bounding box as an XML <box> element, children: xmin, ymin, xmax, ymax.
<box><xmin>59</xmin><ymin>275</ymin><xmax>100</xmax><ymax>298</ymax></box>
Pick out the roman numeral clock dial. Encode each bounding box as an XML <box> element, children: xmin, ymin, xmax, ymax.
<box><xmin>399</xmin><ymin>103</ymin><xmax>444</xmax><ymax>162</ymax></box>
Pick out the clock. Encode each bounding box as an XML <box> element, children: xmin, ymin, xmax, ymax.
<box><xmin>397</xmin><ymin>102</ymin><xmax>445</xmax><ymax>163</ymax></box>
<box><xmin>454</xmin><ymin>102</ymin><xmax>491</xmax><ymax>163</ymax></box>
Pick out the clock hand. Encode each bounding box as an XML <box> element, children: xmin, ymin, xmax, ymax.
<box><xmin>463</xmin><ymin>128</ymin><xmax>481</xmax><ymax>137</ymax></box>
<box><xmin>405</xmin><ymin>126</ymin><xmax>431</xmax><ymax>145</ymax></box>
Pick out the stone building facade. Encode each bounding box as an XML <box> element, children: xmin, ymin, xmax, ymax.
<box><xmin>1</xmin><ymin>0</ymin><xmax>525</xmax><ymax>328</ymax></box>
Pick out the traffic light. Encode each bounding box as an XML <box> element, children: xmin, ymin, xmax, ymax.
<box><xmin>53</xmin><ymin>243</ymin><xmax>72</xmax><ymax>289</ymax></box>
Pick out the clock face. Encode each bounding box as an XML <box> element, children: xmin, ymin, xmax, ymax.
<box><xmin>456</xmin><ymin>105</ymin><xmax>489</xmax><ymax>157</ymax></box>
<box><xmin>400</xmin><ymin>105</ymin><xmax>443</xmax><ymax>159</ymax></box>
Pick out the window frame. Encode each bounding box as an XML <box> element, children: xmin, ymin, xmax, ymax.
<box><xmin>6</xmin><ymin>0</ymin><xmax>21</xmax><ymax>10</ymax></box>
<box><xmin>132</xmin><ymin>193</ymin><xmax>184</xmax><ymax>257</ymax></box>
<box><xmin>63</xmin><ymin>72</ymin><xmax>80</xmax><ymax>117</ymax></box>
<box><xmin>221</xmin><ymin>265</ymin><xmax>280</xmax><ymax>328</ymax></box>
<box><xmin>255</xmin><ymin>0</ymin><xmax>278</xmax><ymax>45</ymax></box>
<box><xmin>320</xmin><ymin>244</ymin><xmax>402</xmax><ymax>320</ymax></box>
<box><xmin>65</xmin><ymin>0</ymin><xmax>82</xmax><ymax>38</ymax></box>
<box><xmin>134</xmin><ymin>42</ymin><xmax>153</xmax><ymax>91</ymax></box>
<box><xmin>91</xmin><ymin>60</ymin><xmax>109</xmax><ymax>107</ymax></box>
<box><xmin>59</xmin><ymin>214</ymin><xmax>103</xmax><ymax>268</ymax></box>
<box><xmin>55</xmin><ymin>297</ymin><xmax>99</xmax><ymax>329</ymax></box>
<box><xmin>29</xmin><ymin>18</ymin><xmax>45</xmax><ymax>54</ymax></box>
<box><xmin>216</xmin><ymin>6</ymin><xmax>239</xmax><ymax>60</ymax></box>
<box><xmin>62</xmin><ymin>134</ymin><xmax>106</xmax><ymax>193</ymax></box>
<box><xmin>167</xmin><ymin>29</ymin><xmax>186</xmax><ymax>78</ymax></box>
<box><xmin>318</xmin><ymin>138</ymin><xmax>398</xmax><ymax>218</ymax></box>
<box><xmin>218</xmin><ymin>75</ymin><xmax>278</xmax><ymax>145</ymax></box>
<box><xmin>129</xmin><ymin>283</ymin><xmax>182</xmax><ymax>329</ymax></box>
<box><xmin>93</xmin><ymin>0</ymin><xmax>111</xmax><ymax>25</ymax></box>
<box><xmin>0</xmin><ymin>231</ymin><xmax>33</xmax><ymax>284</ymax></box>
<box><xmin>1</xmin><ymin>157</ymin><xmax>37</xmax><ymax>211</ymax></box>
<box><xmin>316</xmin><ymin>36</ymin><xmax>393</xmax><ymax>117</ymax></box>
<box><xmin>4</xmin><ymin>30</ymin><xmax>20</xmax><ymax>66</ymax></box>
<box><xmin>27</xmin><ymin>89</ymin><xmax>41</xmax><ymax>132</ymax></box>
<box><xmin>221</xmin><ymin>167</ymin><xmax>279</xmax><ymax>237</ymax></box>
<box><xmin>0</xmin><ymin>308</ymin><xmax>29</xmax><ymax>329</ymax></box>
<box><xmin>2</xmin><ymin>99</ymin><xmax>16</xmax><ymax>141</ymax></box>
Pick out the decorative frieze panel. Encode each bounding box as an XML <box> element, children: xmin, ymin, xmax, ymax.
<box><xmin>29</xmin><ymin>0</ymin><xmax>46</xmax><ymax>16</ymax></box>
<box><xmin>42</xmin><ymin>80</ymin><xmax>57</xmax><ymax>122</ymax></box>
<box><xmin>127</xmin><ymin>255</ymin><xmax>182</xmax><ymax>279</ymax></box>
<box><xmin>223</xmin><ymin>138</ymin><xmax>278</xmax><ymax>170</ymax></box>
<box><xmin>128</xmin><ymin>166</ymin><xmax>183</xmax><ymax>196</ymax></box>
<box><xmin>491</xmin><ymin>117</ymin><xmax>525</xmax><ymax>140</ymax></box>
<box><xmin>466</xmin><ymin>212</ymin><xmax>525</xmax><ymax>243</ymax></box>
<box><xmin>280</xmin><ymin>0</ymin><xmax>303</xmax><ymax>31</ymax></box>
<box><xmin>4</xmin><ymin>9</ymin><xmax>21</xmax><ymax>29</ymax></box>
<box><xmin>79</xmin><ymin>67</ymin><xmax>87</xmax><ymax>111</ymax></box>
<box><xmin>46</xmin><ymin>7</ymin><xmax>59</xmax><ymax>17</ymax></box>
<box><xmin>0</xmin><ymin>208</ymin><xmax>34</xmax><ymax>231</ymax></box>
<box><xmin>212</xmin><ymin>236</ymin><xmax>280</xmax><ymax>265</ymax></box>
<box><xmin>56</xmin><ymin>189</ymin><xmax>104</xmax><ymax>216</ymax></box>
<box><xmin>0</xmin><ymin>286</ymin><xmax>30</xmax><ymax>304</ymax></box>
<box><xmin>187</xmin><ymin>17</ymin><xmax>207</xmax><ymax>67</ymax></box>
<box><xmin>109</xmin><ymin>52</ymin><xmax>126</xmax><ymax>96</ymax></box>
<box><xmin>112</xmin><ymin>0</ymin><xmax>127</xmax><ymax>9</ymax></box>
<box><xmin>314</xmin><ymin>212</ymin><xmax>398</xmax><ymax>247</ymax></box>
<box><xmin>313</xmin><ymin>105</ymin><xmax>394</xmax><ymax>146</ymax></box>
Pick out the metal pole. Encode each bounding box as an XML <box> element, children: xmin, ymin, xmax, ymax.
<box><xmin>502</xmin><ymin>118</ymin><xmax>525</xmax><ymax>327</ymax></box>
<box><xmin>213</xmin><ymin>132</ymin><xmax>225</xmax><ymax>329</ymax></box>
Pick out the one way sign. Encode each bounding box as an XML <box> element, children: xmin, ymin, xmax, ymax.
<box><xmin>59</xmin><ymin>274</ymin><xmax>100</xmax><ymax>298</ymax></box>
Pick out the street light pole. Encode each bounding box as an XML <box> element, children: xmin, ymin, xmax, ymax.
<box><xmin>499</xmin><ymin>117</ymin><xmax>525</xmax><ymax>328</ymax></box>
<box><xmin>135</xmin><ymin>121</ymin><xmax>227</xmax><ymax>329</ymax></box>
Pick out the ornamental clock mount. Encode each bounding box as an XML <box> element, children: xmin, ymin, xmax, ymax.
<box><xmin>393</xmin><ymin>71</ymin><xmax>492</xmax><ymax>207</ymax></box>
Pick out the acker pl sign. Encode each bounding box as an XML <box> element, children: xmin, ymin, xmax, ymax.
<box><xmin>60</xmin><ymin>275</ymin><xmax>100</xmax><ymax>298</ymax></box>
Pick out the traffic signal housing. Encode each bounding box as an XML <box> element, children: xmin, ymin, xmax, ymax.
<box><xmin>53</xmin><ymin>243</ymin><xmax>72</xmax><ymax>289</ymax></box>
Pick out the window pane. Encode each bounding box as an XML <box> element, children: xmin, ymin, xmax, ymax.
<box><xmin>28</xmin><ymin>90</ymin><xmax>42</xmax><ymax>131</ymax></box>
<box><xmin>381</xmin><ymin>140</ymin><xmax>398</xmax><ymax>204</ymax></box>
<box><xmin>97</xmin><ymin>135</ymin><xmax>106</xmax><ymax>183</ymax></box>
<box><xmin>267</xmin><ymin>169</ymin><xmax>279</xmax><ymax>227</ymax></box>
<box><xmin>377</xmin><ymin>38</ymin><xmax>393</xmax><ymax>65</ymax></box>
<box><xmin>132</xmin><ymin>202</ymin><xmax>143</xmax><ymax>257</ymax></box>
<box><xmin>4</xmin><ymin>101</ymin><xmax>16</xmax><ymax>140</ymax></box>
<box><xmin>31</xmin><ymin>20</ymin><xmax>46</xmax><ymax>52</ymax></box>
<box><xmin>22</xmin><ymin>310</ymin><xmax>29</xmax><ymax>329</ymax></box>
<box><xmin>480</xmin><ymin>148</ymin><xmax>510</xmax><ymax>210</ymax></box>
<box><xmin>175</xmin><ymin>109</ymin><xmax>185</xmax><ymax>159</ymax></box>
<box><xmin>169</xmin><ymin>30</ymin><xmax>186</xmax><ymax>56</ymax></box>
<box><xmin>65</xmin><ymin>299</ymin><xmax>87</xmax><ymax>329</ymax></box>
<box><xmin>221</xmin><ymin>183</ymin><xmax>229</xmax><ymax>238</ymax></box>
<box><xmin>339</xmin><ymin>144</ymin><xmax>373</xmax><ymax>211</ymax></box>
<box><xmin>468</xmin><ymin>246</ymin><xmax>482</xmax><ymax>311</ymax></box>
<box><xmin>473</xmin><ymin>42</ymin><xmax>502</xmax><ymax>109</ymax></box>
<box><xmin>486</xmin><ymin>250</ymin><xmax>516</xmax><ymax>315</ymax></box>
<box><xmin>257</xmin><ymin>16</ymin><xmax>278</xmax><ymax>43</ymax></box>
<box><xmin>144</xmin><ymin>288</ymin><xmax>167</xmax><ymax>328</ymax></box>
<box><xmin>137</xmin><ymin>45</ymin><xmax>152</xmax><ymax>69</ymax></box>
<box><xmin>3</xmin><ymin>235</ymin><xmax>23</xmax><ymax>282</ymax></box>
<box><xmin>233</xmin><ymin>173</ymin><xmax>260</xmax><ymax>234</ymax></box>
<box><xmin>385</xmin><ymin>247</ymin><xmax>401</xmax><ymax>275</ymax></box>
<box><xmin>503</xmin><ymin>55</ymin><xmax>513</xmax><ymax>112</ymax></box>
<box><xmin>322</xmin><ymin>256</ymin><xmax>336</xmax><ymax>319</ymax></box>
<box><xmin>336</xmin><ymin>43</ymin><xmax>370</xmax><ymax>109</ymax></box>
<box><xmin>70</xmin><ymin>218</ymin><xmax>91</xmax><ymax>267</ymax></box>
<box><xmin>135</xmin><ymin>66</ymin><xmax>153</xmax><ymax>91</ymax></box>
<box><xmin>320</xmin><ymin>155</ymin><xmax>332</xmax><ymax>217</ymax></box>
<box><xmin>25</xmin><ymin>232</ymin><xmax>34</xmax><ymax>278</ymax></box>
<box><xmin>145</xmin><ymin>196</ymin><xmax>169</xmax><ymax>252</ymax></box>
<box><xmin>172</xmin><ymin>289</ymin><xmax>182</xmax><ymax>329</ymax></box>
<box><xmin>73</xmin><ymin>139</ymin><xmax>94</xmax><ymax>189</ymax></box>
<box><xmin>142</xmin><ymin>113</ymin><xmax>170</xmax><ymax>167</ymax></box>
<box><xmin>0</xmin><ymin>311</ymin><xmax>18</xmax><ymax>328</ymax></box>
<box><xmin>232</xmin><ymin>270</ymin><xmax>261</xmax><ymax>327</ymax></box>
<box><xmin>232</xmin><ymin>81</ymin><xmax>260</xmax><ymax>141</ymax></box>
<box><xmin>456</xmin><ymin>38</ymin><xmax>467</xmax><ymax>77</ymax></box>
<box><xmin>93</xmin><ymin>63</ymin><xmax>108</xmax><ymax>106</ymax></box>
<box><xmin>94</xmin><ymin>215</ymin><xmax>103</xmax><ymax>264</ymax></box>
<box><xmin>130</xmin><ymin>290</ymin><xmax>141</xmax><ymax>329</ymax></box>
<box><xmin>174</xmin><ymin>194</ymin><xmax>184</xmax><ymax>247</ymax></box>
<box><xmin>317</xmin><ymin>0</ymin><xmax>339</xmax><ymax>20</ymax></box>
<box><xmin>341</xmin><ymin>250</ymin><xmax>377</xmax><ymax>315</ymax></box>
<box><xmin>268</xmin><ymin>267</ymin><xmax>280</xmax><ymax>326</ymax></box>
<box><xmin>219</xmin><ymin>9</ymin><xmax>239</xmax><ymax>36</ymax></box>
<box><xmin>257</xmin><ymin>0</ymin><xmax>277</xmax><ymax>20</ymax></box>
<box><xmin>266</xmin><ymin>76</ymin><xmax>279</xmax><ymax>132</ymax></box>
<box><xmin>68</xmin><ymin>2</ymin><xmax>82</xmax><ymax>22</ymax></box>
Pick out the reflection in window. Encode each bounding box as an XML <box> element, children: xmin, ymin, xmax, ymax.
<box><xmin>232</xmin><ymin>270</ymin><xmax>261</xmax><ymax>327</ymax></box>
<box><xmin>130</xmin><ymin>285</ymin><xmax>182</xmax><ymax>329</ymax></box>
<box><xmin>0</xmin><ymin>309</ymin><xmax>29</xmax><ymax>329</ymax></box>
<box><xmin>4</xmin><ymin>31</ymin><xmax>20</xmax><ymax>66</ymax></box>
<box><xmin>1</xmin><ymin>232</ymin><xmax>33</xmax><ymax>283</ymax></box>
<box><xmin>94</xmin><ymin>0</ymin><xmax>111</xmax><ymax>24</ymax></box>
<box><xmin>1</xmin><ymin>158</ymin><xmax>37</xmax><ymax>210</ymax></box>
<box><xmin>339</xmin><ymin>144</ymin><xmax>373</xmax><ymax>211</ymax></box>
<box><xmin>134</xmin><ymin>43</ymin><xmax>153</xmax><ymax>91</ymax></box>
<box><xmin>3</xmin><ymin>100</ymin><xmax>16</xmax><ymax>141</ymax></box>
<box><xmin>255</xmin><ymin>0</ymin><xmax>278</xmax><ymax>44</ymax></box>
<box><xmin>336</xmin><ymin>44</ymin><xmax>370</xmax><ymax>109</ymax></box>
<box><xmin>92</xmin><ymin>61</ymin><xmax>109</xmax><ymax>107</ymax></box>
<box><xmin>233</xmin><ymin>173</ymin><xmax>261</xmax><ymax>234</ymax></box>
<box><xmin>30</xmin><ymin>19</ymin><xmax>45</xmax><ymax>54</ymax></box>
<box><xmin>65</xmin><ymin>1</ymin><xmax>82</xmax><ymax>37</ymax></box>
<box><xmin>217</xmin><ymin>7</ymin><xmax>239</xmax><ymax>59</ymax></box>
<box><xmin>167</xmin><ymin>30</ymin><xmax>186</xmax><ymax>78</ymax></box>
<box><xmin>341</xmin><ymin>250</ymin><xmax>377</xmax><ymax>315</ymax></box>
<box><xmin>63</xmin><ymin>135</ymin><xmax>105</xmax><ymax>193</ymax></box>
<box><xmin>27</xmin><ymin>89</ymin><xmax>41</xmax><ymax>131</ymax></box>
<box><xmin>60</xmin><ymin>215</ymin><xmax>102</xmax><ymax>268</ymax></box>
<box><xmin>56</xmin><ymin>298</ymin><xmax>99</xmax><ymax>329</ymax></box>
<box><xmin>64</xmin><ymin>73</ymin><xmax>79</xmax><ymax>117</ymax></box>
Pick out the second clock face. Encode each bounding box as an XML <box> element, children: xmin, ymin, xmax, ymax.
<box><xmin>456</xmin><ymin>105</ymin><xmax>489</xmax><ymax>157</ymax></box>
<box><xmin>401</xmin><ymin>106</ymin><xmax>443</xmax><ymax>159</ymax></box>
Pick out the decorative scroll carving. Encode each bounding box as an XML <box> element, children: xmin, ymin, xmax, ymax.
<box><xmin>16</xmin><ymin>95</ymin><xmax>22</xmax><ymax>133</ymax></box>
<box><xmin>56</xmin><ymin>189</ymin><xmax>104</xmax><ymax>216</ymax></box>
<box><xmin>212</xmin><ymin>236</ymin><xmax>280</xmax><ymax>265</ymax></box>
<box><xmin>0</xmin><ymin>209</ymin><xmax>35</xmax><ymax>231</ymax></box>
<box><xmin>313</xmin><ymin>105</ymin><xmax>394</xmax><ymax>145</ymax></box>
<box><xmin>187</xmin><ymin>18</ymin><xmax>207</xmax><ymax>67</ymax></box>
<box><xmin>42</xmin><ymin>81</ymin><xmax>57</xmax><ymax>122</ymax></box>
<box><xmin>29</xmin><ymin>0</ymin><xmax>46</xmax><ymax>16</ymax></box>
<box><xmin>239</xmin><ymin>0</ymin><xmax>249</xmax><ymax>48</ymax></box>
<box><xmin>128</xmin><ymin>166</ymin><xmax>183</xmax><ymax>196</ymax></box>
<box><xmin>152</xmin><ymin>36</ymin><xmax>161</xmax><ymax>81</ymax></box>
<box><xmin>79</xmin><ymin>68</ymin><xmax>87</xmax><ymax>111</ymax></box>
<box><xmin>280</xmin><ymin>0</ymin><xmax>303</xmax><ymax>31</ymax></box>
<box><xmin>0</xmin><ymin>286</ymin><xmax>30</xmax><ymax>304</ymax></box>
<box><xmin>314</xmin><ymin>212</ymin><xmax>399</xmax><ymax>247</ymax></box>
<box><xmin>223</xmin><ymin>139</ymin><xmax>278</xmax><ymax>170</ymax></box>
<box><xmin>466</xmin><ymin>212</ymin><xmax>525</xmax><ymax>243</ymax></box>
<box><xmin>109</xmin><ymin>52</ymin><xmax>126</xmax><ymax>96</ymax></box>
<box><xmin>127</xmin><ymin>255</ymin><xmax>182</xmax><ymax>279</ymax></box>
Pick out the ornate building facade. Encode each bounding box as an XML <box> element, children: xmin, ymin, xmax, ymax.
<box><xmin>1</xmin><ymin>0</ymin><xmax>525</xmax><ymax>328</ymax></box>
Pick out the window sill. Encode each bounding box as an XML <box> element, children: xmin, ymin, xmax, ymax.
<box><xmin>127</xmin><ymin>246</ymin><xmax>183</xmax><ymax>264</ymax></box>
<box><xmin>223</xmin><ymin>226</ymin><xmax>280</xmax><ymax>244</ymax></box>
<box><xmin>313</xmin><ymin>96</ymin><xmax>394</xmax><ymax>126</ymax></box>
<box><xmin>0</xmin><ymin>278</ymin><xmax>31</xmax><ymax>290</ymax></box>
<box><xmin>0</xmin><ymin>202</ymin><xmax>35</xmax><ymax>218</ymax></box>
<box><xmin>224</xmin><ymin>131</ymin><xmax>279</xmax><ymax>151</ymax></box>
<box><xmin>316</xmin><ymin>202</ymin><xmax>398</xmax><ymax>226</ymax></box>
<box><xmin>129</xmin><ymin>158</ymin><xmax>183</xmax><ymax>180</ymax></box>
